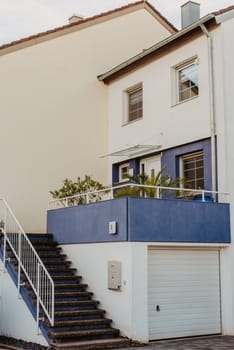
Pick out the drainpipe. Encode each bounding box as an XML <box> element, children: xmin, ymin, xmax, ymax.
<box><xmin>199</xmin><ymin>23</ymin><xmax>217</xmax><ymax>197</ymax></box>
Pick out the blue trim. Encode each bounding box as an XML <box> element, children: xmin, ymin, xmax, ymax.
<box><xmin>162</xmin><ymin>138</ymin><xmax>212</xmax><ymax>190</ymax></box>
<box><xmin>47</xmin><ymin>198</ymin><xmax>128</xmax><ymax>244</ymax></box>
<box><xmin>47</xmin><ymin>197</ymin><xmax>230</xmax><ymax>244</ymax></box>
<box><xmin>127</xmin><ymin>197</ymin><xmax>230</xmax><ymax>243</ymax></box>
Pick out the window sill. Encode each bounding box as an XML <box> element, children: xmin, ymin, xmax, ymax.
<box><xmin>122</xmin><ymin>117</ymin><xmax>143</xmax><ymax>127</ymax></box>
<box><xmin>171</xmin><ymin>95</ymin><xmax>199</xmax><ymax>108</ymax></box>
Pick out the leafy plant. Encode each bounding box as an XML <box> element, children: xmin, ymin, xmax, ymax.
<box><xmin>50</xmin><ymin>175</ymin><xmax>105</xmax><ymax>206</ymax></box>
<box><xmin>114</xmin><ymin>166</ymin><xmax>183</xmax><ymax>199</ymax></box>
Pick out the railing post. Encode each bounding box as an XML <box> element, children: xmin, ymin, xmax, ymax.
<box><xmin>17</xmin><ymin>232</ymin><xmax>22</xmax><ymax>297</ymax></box>
<box><xmin>86</xmin><ymin>193</ymin><xmax>89</xmax><ymax>204</ymax></box>
<box><xmin>3</xmin><ymin>232</ymin><xmax>6</xmax><ymax>271</ymax></box>
<box><xmin>65</xmin><ymin>198</ymin><xmax>68</xmax><ymax>207</ymax></box>
<box><xmin>51</xmin><ymin>283</ymin><xmax>55</xmax><ymax>326</ymax></box>
<box><xmin>37</xmin><ymin>262</ymin><xmax>40</xmax><ymax>334</ymax></box>
<box><xmin>156</xmin><ymin>187</ymin><xmax>160</xmax><ymax>199</ymax></box>
<box><xmin>202</xmin><ymin>191</ymin><xmax>205</xmax><ymax>202</ymax></box>
<box><xmin>109</xmin><ymin>189</ymin><xmax>114</xmax><ymax>200</ymax></box>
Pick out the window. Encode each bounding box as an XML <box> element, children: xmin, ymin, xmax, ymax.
<box><xmin>124</xmin><ymin>83</ymin><xmax>143</xmax><ymax>123</ymax></box>
<box><xmin>119</xmin><ymin>163</ymin><xmax>130</xmax><ymax>182</ymax></box>
<box><xmin>176</xmin><ymin>60</ymin><xmax>199</xmax><ymax>103</ymax></box>
<box><xmin>181</xmin><ymin>151</ymin><xmax>204</xmax><ymax>189</ymax></box>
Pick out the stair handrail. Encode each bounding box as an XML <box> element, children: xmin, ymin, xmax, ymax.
<box><xmin>0</xmin><ymin>197</ymin><xmax>54</xmax><ymax>328</ymax></box>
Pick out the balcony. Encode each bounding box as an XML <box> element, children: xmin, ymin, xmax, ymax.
<box><xmin>47</xmin><ymin>185</ymin><xmax>230</xmax><ymax>244</ymax></box>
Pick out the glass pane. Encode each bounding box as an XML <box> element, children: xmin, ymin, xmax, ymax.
<box><xmin>128</xmin><ymin>88</ymin><xmax>142</xmax><ymax>121</ymax></box>
<box><xmin>178</xmin><ymin>63</ymin><xmax>198</xmax><ymax>102</ymax></box>
<box><xmin>182</xmin><ymin>152</ymin><xmax>204</xmax><ymax>189</ymax></box>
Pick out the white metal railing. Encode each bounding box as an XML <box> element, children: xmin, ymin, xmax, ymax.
<box><xmin>0</xmin><ymin>198</ymin><xmax>54</xmax><ymax>329</ymax></box>
<box><xmin>48</xmin><ymin>183</ymin><xmax>229</xmax><ymax>210</ymax></box>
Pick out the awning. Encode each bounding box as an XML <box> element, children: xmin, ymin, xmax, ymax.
<box><xmin>100</xmin><ymin>144</ymin><xmax>161</xmax><ymax>158</ymax></box>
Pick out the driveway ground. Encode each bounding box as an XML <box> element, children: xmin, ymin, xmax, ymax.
<box><xmin>116</xmin><ymin>336</ymin><xmax>234</xmax><ymax>350</ymax></box>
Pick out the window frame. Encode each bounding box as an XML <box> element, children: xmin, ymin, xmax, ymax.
<box><xmin>119</xmin><ymin>163</ymin><xmax>130</xmax><ymax>182</ymax></box>
<box><xmin>123</xmin><ymin>83</ymin><xmax>143</xmax><ymax>125</ymax></box>
<box><xmin>173</xmin><ymin>57</ymin><xmax>199</xmax><ymax>105</ymax></box>
<box><xmin>180</xmin><ymin>151</ymin><xmax>204</xmax><ymax>190</ymax></box>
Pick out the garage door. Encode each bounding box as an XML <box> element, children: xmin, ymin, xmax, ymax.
<box><xmin>148</xmin><ymin>249</ymin><xmax>221</xmax><ymax>340</ymax></box>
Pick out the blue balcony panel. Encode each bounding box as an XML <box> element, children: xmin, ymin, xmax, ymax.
<box><xmin>47</xmin><ymin>197</ymin><xmax>230</xmax><ymax>245</ymax></box>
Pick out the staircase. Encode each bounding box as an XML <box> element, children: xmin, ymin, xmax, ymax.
<box><xmin>0</xmin><ymin>233</ymin><xmax>130</xmax><ymax>350</ymax></box>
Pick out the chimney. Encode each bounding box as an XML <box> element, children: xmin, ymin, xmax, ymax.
<box><xmin>69</xmin><ymin>14</ymin><xmax>84</xmax><ymax>24</ymax></box>
<box><xmin>181</xmin><ymin>1</ymin><xmax>200</xmax><ymax>28</ymax></box>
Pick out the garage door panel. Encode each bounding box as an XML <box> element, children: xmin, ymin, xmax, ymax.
<box><xmin>148</xmin><ymin>249</ymin><xmax>221</xmax><ymax>340</ymax></box>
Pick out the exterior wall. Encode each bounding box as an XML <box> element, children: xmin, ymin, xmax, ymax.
<box><xmin>215</xmin><ymin>15</ymin><xmax>234</xmax><ymax>334</ymax></box>
<box><xmin>112</xmin><ymin>138</ymin><xmax>212</xmax><ymax>187</ymax></box>
<box><xmin>61</xmin><ymin>242</ymin><xmax>229</xmax><ymax>342</ymax></box>
<box><xmin>108</xmin><ymin>33</ymin><xmax>211</xmax><ymax>183</ymax></box>
<box><xmin>0</xmin><ymin>8</ymin><xmax>171</xmax><ymax>232</ymax></box>
<box><xmin>0</xmin><ymin>262</ymin><xmax>48</xmax><ymax>345</ymax></box>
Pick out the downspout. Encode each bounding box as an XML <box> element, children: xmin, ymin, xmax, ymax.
<box><xmin>199</xmin><ymin>23</ymin><xmax>217</xmax><ymax>197</ymax></box>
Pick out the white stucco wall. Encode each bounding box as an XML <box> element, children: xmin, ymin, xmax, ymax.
<box><xmin>107</xmin><ymin>33</ymin><xmax>211</xmax><ymax>178</ymax></box>
<box><xmin>0</xmin><ymin>7</ymin><xmax>172</xmax><ymax>232</ymax></box>
<box><xmin>61</xmin><ymin>242</ymin><xmax>229</xmax><ymax>342</ymax></box>
<box><xmin>216</xmin><ymin>15</ymin><xmax>234</xmax><ymax>334</ymax></box>
<box><xmin>105</xmin><ymin>19</ymin><xmax>234</xmax><ymax>335</ymax></box>
<box><xmin>0</xmin><ymin>262</ymin><xmax>48</xmax><ymax>345</ymax></box>
<box><xmin>62</xmin><ymin>242</ymin><xmax>150</xmax><ymax>341</ymax></box>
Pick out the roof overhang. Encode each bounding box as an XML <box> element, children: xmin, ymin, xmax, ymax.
<box><xmin>98</xmin><ymin>13</ymin><xmax>216</xmax><ymax>84</ymax></box>
<box><xmin>100</xmin><ymin>144</ymin><xmax>161</xmax><ymax>158</ymax></box>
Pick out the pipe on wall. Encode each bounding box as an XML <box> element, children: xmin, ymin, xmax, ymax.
<box><xmin>199</xmin><ymin>23</ymin><xmax>217</xmax><ymax>197</ymax></box>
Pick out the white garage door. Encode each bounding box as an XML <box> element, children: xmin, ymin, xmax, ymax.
<box><xmin>148</xmin><ymin>249</ymin><xmax>221</xmax><ymax>340</ymax></box>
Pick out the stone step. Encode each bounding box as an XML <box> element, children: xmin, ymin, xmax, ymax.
<box><xmin>50</xmin><ymin>338</ymin><xmax>131</xmax><ymax>350</ymax></box>
<box><xmin>29</xmin><ymin>240</ymin><xmax>58</xmax><ymax>246</ymax></box>
<box><xmin>54</xmin><ymin>309</ymin><xmax>105</xmax><ymax>319</ymax></box>
<box><xmin>21</xmin><ymin>275</ymin><xmax>82</xmax><ymax>282</ymax></box>
<box><xmin>49</xmin><ymin>328</ymin><xmax>119</xmax><ymax>340</ymax></box>
<box><xmin>34</xmin><ymin>246</ymin><xmax>62</xmax><ymax>252</ymax></box>
<box><xmin>54</xmin><ymin>283</ymin><xmax>88</xmax><ymax>290</ymax></box>
<box><xmin>27</xmin><ymin>233</ymin><xmax>54</xmax><ymax>240</ymax></box>
<box><xmin>54</xmin><ymin>300</ymin><xmax>99</xmax><ymax>309</ymax></box>
<box><xmin>47</xmin><ymin>267</ymin><xmax>77</xmax><ymax>274</ymax></box>
<box><xmin>30</xmin><ymin>291</ymin><xmax>93</xmax><ymax>300</ymax></box>
<box><xmin>45</xmin><ymin>318</ymin><xmax>112</xmax><ymax>328</ymax></box>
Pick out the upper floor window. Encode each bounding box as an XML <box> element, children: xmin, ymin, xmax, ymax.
<box><xmin>124</xmin><ymin>83</ymin><xmax>143</xmax><ymax>124</ymax></box>
<box><xmin>176</xmin><ymin>59</ymin><xmax>199</xmax><ymax>103</ymax></box>
<box><xmin>180</xmin><ymin>151</ymin><xmax>204</xmax><ymax>189</ymax></box>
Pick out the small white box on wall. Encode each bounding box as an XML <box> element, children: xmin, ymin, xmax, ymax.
<box><xmin>109</xmin><ymin>221</ymin><xmax>117</xmax><ymax>235</ymax></box>
<box><xmin>108</xmin><ymin>261</ymin><xmax>122</xmax><ymax>290</ymax></box>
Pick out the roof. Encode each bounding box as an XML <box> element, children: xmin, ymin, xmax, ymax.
<box><xmin>98</xmin><ymin>4</ymin><xmax>234</xmax><ymax>84</ymax></box>
<box><xmin>0</xmin><ymin>1</ymin><xmax>176</xmax><ymax>55</ymax></box>
<box><xmin>213</xmin><ymin>5</ymin><xmax>234</xmax><ymax>16</ymax></box>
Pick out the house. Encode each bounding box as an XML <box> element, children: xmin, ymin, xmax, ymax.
<box><xmin>0</xmin><ymin>0</ymin><xmax>175</xmax><ymax>233</ymax></box>
<box><xmin>0</xmin><ymin>1</ymin><xmax>233</xmax><ymax>348</ymax></box>
<box><xmin>47</xmin><ymin>1</ymin><xmax>233</xmax><ymax>343</ymax></box>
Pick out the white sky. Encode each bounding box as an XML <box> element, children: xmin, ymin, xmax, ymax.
<box><xmin>0</xmin><ymin>0</ymin><xmax>233</xmax><ymax>45</ymax></box>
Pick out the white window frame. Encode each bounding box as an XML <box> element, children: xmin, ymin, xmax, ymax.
<box><xmin>119</xmin><ymin>163</ymin><xmax>130</xmax><ymax>182</ymax></box>
<box><xmin>172</xmin><ymin>57</ymin><xmax>199</xmax><ymax>105</ymax></box>
<box><xmin>180</xmin><ymin>151</ymin><xmax>204</xmax><ymax>190</ymax></box>
<box><xmin>123</xmin><ymin>82</ymin><xmax>143</xmax><ymax>125</ymax></box>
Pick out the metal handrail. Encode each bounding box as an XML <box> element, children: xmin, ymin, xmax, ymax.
<box><xmin>0</xmin><ymin>198</ymin><xmax>54</xmax><ymax>329</ymax></box>
<box><xmin>48</xmin><ymin>183</ymin><xmax>229</xmax><ymax>210</ymax></box>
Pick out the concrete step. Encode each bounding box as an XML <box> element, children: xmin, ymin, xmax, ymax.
<box><xmin>50</xmin><ymin>338</ymin><xmax>131</xmax><ymax>350</ymax></box>
<box><xmin>49</xmin><ymin>328</ymin><xmax>120</xmax><ymax>340</ymax></box>
<box><xmin>46</xmin><ymin>318</ymin><xmax>112</xmax><ymax>328</ymax></box>
<box><xmin>54</xmin><ymin>300</ymin><xmax>99</xmax><ymax>308</ymax></box>
<box><xmin>54</xmin><ymin>309</ymin><xmax>105</xmax><ymax>319</ymax></box>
